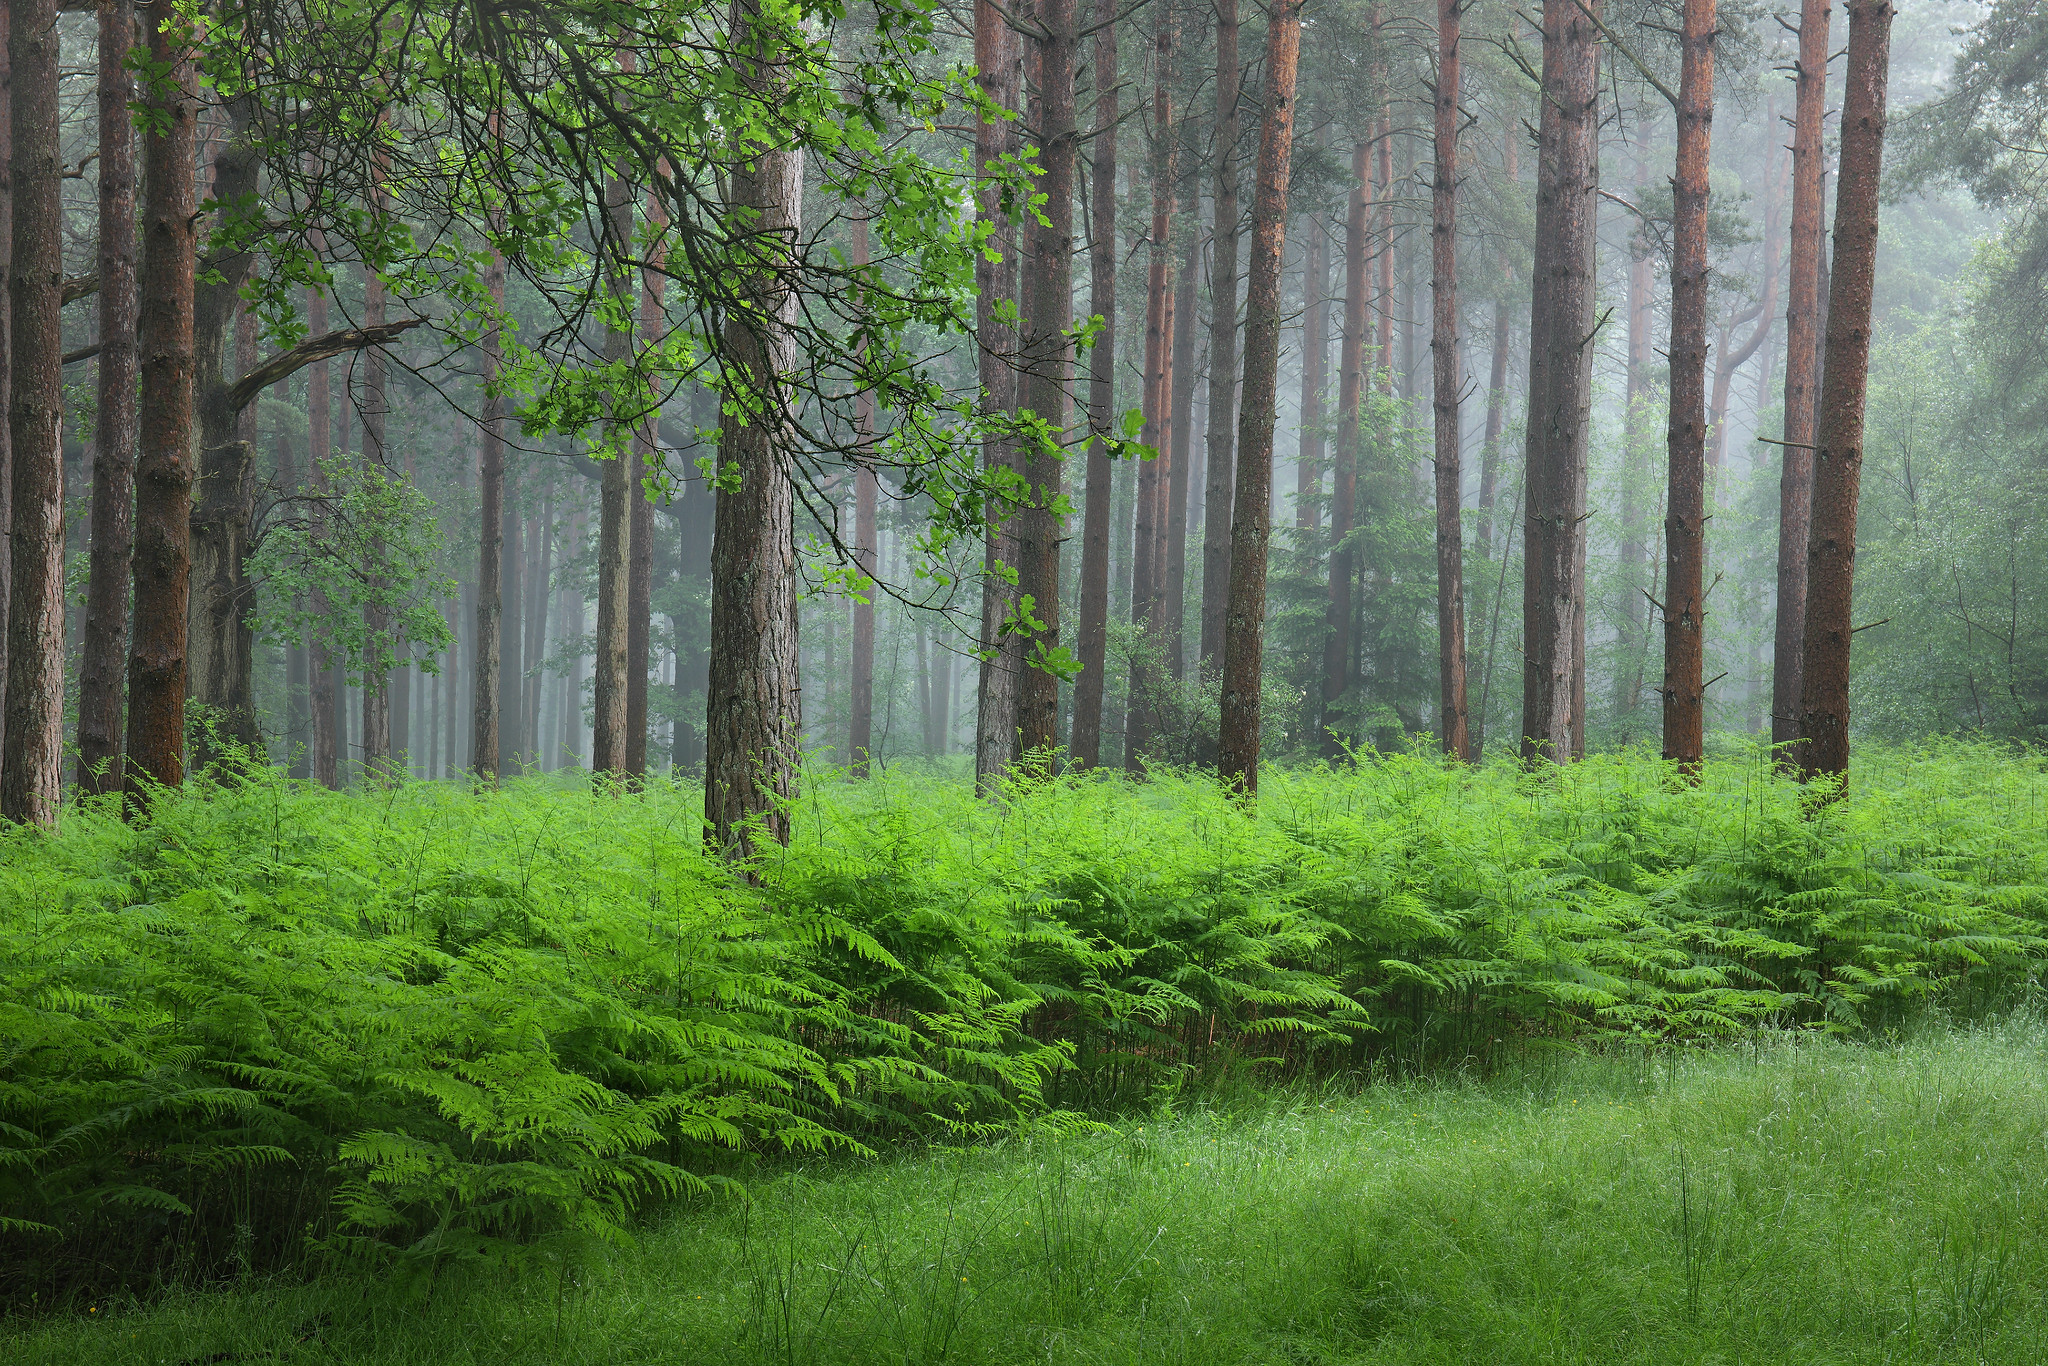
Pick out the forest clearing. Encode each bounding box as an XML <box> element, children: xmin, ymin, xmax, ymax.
<box><xmin>7</xmin><ymin>0</ymin><xmax>2048</xmax><ymax>1353</ymax></box>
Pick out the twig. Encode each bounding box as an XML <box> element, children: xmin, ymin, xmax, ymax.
<box><xmin>1569</xmin><ymin>0</ymin><xmax>1681</xmax><ymax>111</ymax></box>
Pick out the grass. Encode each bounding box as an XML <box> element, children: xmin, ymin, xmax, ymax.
<box><xmin>13</xmin><ymin>1015</ymin><xmax>2048</xmax><ymax>1365</ymax></box>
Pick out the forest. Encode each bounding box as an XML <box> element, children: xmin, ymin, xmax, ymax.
<box><xmin>10</xmin><ymin>0</ymin><xmax>2048</xmax><ymax>1359</ymax></box>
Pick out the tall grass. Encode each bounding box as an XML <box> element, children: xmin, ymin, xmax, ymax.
<box><xmin>12</xmin><ymin>1018</ymin><xmax>2048</xmax><ymax>1363</ymax></box>
<box><xmin>4</xmin><ymin>737</ymin><xmax>2046</xmax><ymax>1297</ymax></box>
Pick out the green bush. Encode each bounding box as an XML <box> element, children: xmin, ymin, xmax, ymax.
<box><xmin>3</xmin><ymin>739</ymin><xmax>2044</xmax><ymax>1298</ymax></box>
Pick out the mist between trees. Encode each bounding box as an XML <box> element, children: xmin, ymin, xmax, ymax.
<box><xmin>0</xmin><ymin>0</ymin><xmax>2036</xmax><ymax>842</ymax></box>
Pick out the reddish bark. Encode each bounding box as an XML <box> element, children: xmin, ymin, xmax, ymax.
<box><xmin>472</xmin><ymin>241</ymin><xmax>506</xmax><ymax>781</ymax></box>
<box><xmin>1773</xmin><ymin>0</ymin><xmax>1832</xmax><ymax>759</ymax></box>
<box><xmin>1216</xmin><ymin>0</ymin><xmax>1302</xmax><ymax>797</ymax></box>
<box><xmin>1798</xmin><ymin>0</ymin><xmax>1894</xmax><ymax>787</ymax></box>
<box><xmin>1163</xmin><ymin>236</ymin><xmax>1199</xmax><ymax>679</ymax></box>
<box><xmin>591</xmin><ymin>164</ymin><xmax>633</xmax><ymax>780</ymax></box>
<box><xmin>1198</xmin><ymin>0</ymin><xmax>1241</xmax><ymax>674</ymax></box>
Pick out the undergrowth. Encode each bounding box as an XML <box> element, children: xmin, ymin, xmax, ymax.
<box><xmin>3</xmin><ymin>737</ymin><xmax>2045</xmax><ymax>1300</ymax></box>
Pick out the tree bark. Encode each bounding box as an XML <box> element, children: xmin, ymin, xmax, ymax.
<box><xmin>1773</xmin><ymin>0</ymin><xmax>1831</xmax><ymax>759</ymax></box>
<box><xmin>1016</xmin><ymin>0</ymin><xmax>1077</xmax><ymax>760</ymax></box>
<box><xmin>1517</xmin><ymin>0</ymin><xmax>1600</xmax><ymax>765</ymax></box>
<box><xmin>849</xmin><ymin>215</ymin><xmax>879</xmax><ymax>775</ymax></box>
<box><xmin>77</xmin><ymin>0</ymin><xmax>136</xmax><ymax>798</ymax></box>
<box><xmin>591</xmin><ymin>163</ymin><xmax>633</xmax><ymax>780</ymax></box>
<box><xmin>0</xmin><ymin>6</ymin><xmax>13</xmax><ymax>768</ymax></box>
<box><xmin>471</xmin><ymin>240</ymin><xmax>506</xmax><ymax>782</ymax></box>
<box><xmin>706</xmin><ymin>0</ymin><xmax>804</xmax><ymax>858</ymax></box>
<box><xmin>1613</xmin><ymin>118</ymin><xmax>1651</xmax><ymax>725</ymax></box>
<box><xmin>1162</xmin><ymin>234</ymin><xmax>1198</xmax><ymax>680</ymax></box>
<box><xmin>1323</xmin><ymin>137</ymin><xmax>1371</xmax><ymax>757</ymax></box>
<box><xmin>356</xmin><ymin>256</ymin><xmax>390</xmax><ymax>772</ymax></box>
<box><xmin>2</xmin><ymin>0</ymin><xmax>59</xmax><ymax>824</ymax></box>
<box><xmin>307</xmin><ymin>282</ymin><xmax>338</xmax><ymax>788</ymax></box>
<box><xmin>525</xmin><ymin>498</ymin><xmax>551</xmax><ymax>760</ymax></box>
<box><xmin>1215</xmin><ymin>0</ymin><xmax>1301</xmax><ymax>797</ymax></box>
<box><xmin>1198</xmin><ymin>0</ymin><xmax>1240</xmax><ymax>674</ymax></box>
<box><xmin>1431</xmin><ymin>0</ymin><xmax>1468</xmax><ymax>761</ymax></box>
<box><xmin>1660</xmin><ymin>0</ymin><xmax>1716</xmax><ymax>773</ymax></box>
<box><xmin>1069</xmin><ymin>0</ymin><xmax>1117</xmax><ymax>767</ymax></box>
<box><xmin>972</xmin><ymin>0</ymin><xmax>1023</xmax><ymax>791</ymax></box>
<box><xmin>1298</xmin><ymin>194</ymin><xmax>1327</xmax><ymax>533</ymax></box>
<box><xmin>1124</xmin><ymin>11</ymin><xmax>1176</xmax><ymax>768</ymax></box>
<box><xmin>1797</xmin><ymin>0</ymin><xmax>1893</xmax><ymax>786</ymax></box>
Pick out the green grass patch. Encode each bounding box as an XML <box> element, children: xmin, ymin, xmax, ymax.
<box><xmin>13</xmin><ymin>1021</ymin><xmax>2048</xmax><ymax>1364</ymax></box>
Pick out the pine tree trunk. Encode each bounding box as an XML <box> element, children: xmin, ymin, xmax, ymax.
<box><xmin>472</xmin><ymin>240</ymin><xmax>506</xmax><ymax>781</ymax></box>
<box><xmin>850</xmin><ymin>214</ymin><xmax>879</xmax><ymax>775</ymax></box>
<box><xmin>123</xmin><ymin>4</ymin><xmax>194</xmax><ymax>808</ymax></box>
<box><xmin>1017</xmin><ymin>0</ymin><xmax>1077</xmax><ymax>760</ymax></box>
<box><xmin>1163</xmin><ymin>236</ymin><xmax>1198</xmax><ymax>681</ymax></box>
<box><xmin>1</xmin><ymin>0</ymin><xmax>60</xmax><ymax>824</ymax></box>
<box><xmin>1773</xmin><ymin>0</ymin><xmax>1831</xmax><ymax>760</ymax></box>
<box><xmin>526</xmin><ymin>499</ymin><xmax>552</xmax><ymax>761</ymax></box>
<box><xmin>625</xmin><ymin>435</ymin><xmax>653</xmax><ymax>780</ymax></box>
<box><xmin>0</xmin><ymin>8</ymin><xmax>12</xmax><ymax>766</ymax></box>
<box><xmin>972</xmin><ymin>0</ymin><xmax>1023</xmax><ymax>791</ymax></box>
<box><xmin>1322</xmin><ymin>137</ymin><xmax>1370</xmax><ymax>758</ymax></box>
<box><xmin>1431</xmin><ymin>0</ymin><xmax>1468</xmax><ymax>761</ymax></box>
<box><xmin>1215</xmin><ymin>0</ymin><xmax>1302</xmax><ymax>798</ymax></box>
<box><xmin>1069</xmin><ymin>1</ymin><xmax>1118</xmax><ymax>768</ymax></box>
<box><xmin>1614</xmin><ymin>120</ymin><xmax>1651</xmax><ymax>725</ymax></box>
<box><xmin>1660</xmin><ymin>0</ymin><xmax>1715</xmax><ymax>774</ymax></box>
<box><xmin>1198</xmin><ymin>0</ymin><xmax>1241</xmax><ymax>675</ymax></box>
<box><xmin>706</xmin><ymin>0</ymin><xmax>804</xmax><ymax>858</ymax></box>
<box><xmin>1298</xmin><ymin>198</ymin><xmax>1327</xmax><ymax>533</ymax></box>
<box><xmin>1798</xmin><ymin>0</ymin><xmax>1894</xmax><ymax>787</ymax></box>
<box><xmin>77</xmin><ymin>0</ymin><xmax>136</xmax><ymax>798</ymax></box>
<box><xmin>358</xmin><ymin>257</ymin><xmax>390</xmax><ymax>772</ymax></box>
<box><xmin>1125</xmin><ymin>13</ymin><xmax>1176</xmax><ymax>769</ymax></box>
<box><xmin>1517</xmin><ymin>0</ymin><xmax>1600</xmax><ymax>765</ymax></box>
<box><xmin>307</xmin><ymin>281</ymin><xmax>338</xmax><ymax>788</ymax></box>
<box><xmin>590</xmin><ymin>165</ymin><xmax>633</xmax><ymax>780</ymax></box>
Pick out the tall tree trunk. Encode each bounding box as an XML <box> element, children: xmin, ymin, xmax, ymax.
<box><xmin>706</xmin><ymin>0</ymin><xmax>804</xmax><ymax>858</ymax></box>
<box><xmin>1660</xmin><ymin>0</ymin><xmax>1715</xmax><ymax>773</ymax></box>
<box><xmin>1614</xmin><ymin>118</ymin><xmax>1651</xmax><ymax>725</ymax></box>
<box><xmin>1215</xmin><ymin>0</ymin><xmax>1301</xmax><ymax>797</ymax></box>
<box><xmin>1375</xmin><ymin>112</ymin><xmax>1394</xmax><ymax>395</ymax></box>
<box><xmin>625</xmin><ymin>187</ymin><xmax>665</xmax><ymax>783</ymax></box>
<box><xmin>525</xmin><ymin>499</ymin><xmax>551</xmax><ymax>761</ymax></box>
<box><xmin>1517</xmin><ymin>0</ymin><xmax>1600</xmax><ymax>765</ymax></box>
<box><xmin>591</xmin><ymin>163</ymin><xmax>633</xmax><ymax>779</ymax></box>
<box><xmin>1198</xmin><ymin>0</ymin><xmax>1240</xmax><ymax>674</ymax></box>
<box><xmin>119</xmin><ymin>21</ymin><xmax>200</xmax><ymax>801</ymax></box>
<box><xmin>1798</xmin><ymin>0</ymin><xmax>1893</xmax><ymax>786</ymax></box>
<box><xmin>307</xmin><ymin>282</ymin><xmax>338</xmax><ymax>787</ymax></box>
<box><xmin>1431</xmin><ymin>0</ymin><xmax>1468</xmax><ymax>761</ymax></box>
<box><xmin>1162</xmin><ymin>234</ymin><xmax>1198</xmax><ymax>680</ymax></box>
<box><xmin>1477</xmin><ymin>296</ymin><xmax>1510</xmax><ymax>555</ymax></box>
<box><xmin>1</xmin><ymin>0</ymin><xmax>58</xmax><ymax>824</ymax></box>
<box><xmin>1069</xmin><ymin>0</ymin><xmax>1117</xmax><ymax>767</ymax></box>
<box><xmin>0</xmin><ymin>6</ymin><xmax>12</xmax><ymax>766</ymax></box>
<box><xmin>1017</xmin><ymin>0</ymin><xmax>1077</xmax><ymax>760</ymax></box>
<box><xmin>1298</xmin><ymin>195</ymin><xmax>1327</xmax><ymax>532</ymax></box>
<box><xmin>973</xmin><ymin>0</ymin><xmax>1023</xmax><ymax>791</ymax></box>
<box><xmin>1124</xmin><ymin>11</ymin><xmax>1176</xmax><ymax>768</ymax></box>
<box><xmin>472</xmin><ymin>241</ymin><xmax>506</xmax><ymax>781</ymax></box>
<box><xmin>849</xmin><ymin>216</ymin><xmax>879</xmax><ymax>775</ymax></box>
<box><xmin>78</xmin><ymin>0</ymin><xmax>136</xmax><ymax>798</ymax></box>
<box><xmin>357</xmin><ymin>258</ymin><xmax>390</xmax><ymax>772</ymax></box>
<box><xmin>1322</xmin><ymin>137</ymin><xmax>1371</xmax><ymax>758</ymax></box>
<box><xmin>1773</xmin><ymin>0</ymin><xmax>1831</xmax><ymax>760</ymax></box>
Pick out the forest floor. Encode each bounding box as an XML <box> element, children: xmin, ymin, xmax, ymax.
<box><xmin>12</xmin><ymin>1017</ymin><xmax>2048</xmax><ymax>1366</ymax></box>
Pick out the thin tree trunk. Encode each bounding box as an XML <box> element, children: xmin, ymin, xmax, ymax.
<box><xmin>850</xmin><ymin>214</ymin><xmax>879</xmax><ymax>775</ymax></box>
<box><xmin>1375</xmin><ymin>110</ymin><xmax>1395</xmax><ymax>395</ymax></box>
<box><xmin>1216</xmin><ymin>0</ymin><xmax>1302</xmax><ymax>797</ymax></box>
<box><xmin>0</xmin><ymin>6</ymin><xmax>12</xmax><ymax>766</ymax></box>
<box><xmin>1773</xmin><ymin>0</ymin><xmax>1831</xmax><ymax>759</ymax></box>
<box><xmin>1017</xmin><ymin>0</ymin><xmax>1077</xmax><ymax>760</ymax></box>
<box><xmin>1163</xmin><ymin>234</ymin><xmax>1198</xmax><ymax>680</ymax></box>
<box><xmin>1125</xmin><ymin>12</ymin><xmax>1176</xmax><ymax>768</ymax></box>
<box><xmin>591</xmin><ymin>162</ymin><xmax>633</xmax><ymax>779</ymax></box>
<box><xmin>1660</xmin><ymin>0</ymin><xmax>1715</xmax><ymax>773</ymax></box>
<box><xmin>307</xmin><ymin>282</ymin><xmax>338</xmax><ymax>787</ymax></box>
<box><xmin>78</xmin><ymin>0</ymin><xmax>136</xmax><ymax>798</ymax></box>
<box><xmin>706</xmin><ymin>0</ymin><xmax>804</xmax><ymax>858</ymax></box>
<box><xmin>1322</xmin><ymin>137</ymin><xmax>1371</xmax><ymax>757</ymax></box>
<box><xmin>1432</xmin><ymin>0</ymin><xmax>1468</xmax><ymax>761</ymax></box>
<box><xmin>1477</xmin><ymin>299</ymin><xmax>1510</xmax><ymax>556</ymax></box>
<box><xmin>1798</xmin><ymin>0</ymin><xmax>1894</xmax><ymax>786</ymax></box>
<box><xmin>1198</xmin><ymin>0</ymin><xmax>1241</xmax><ymax>674</ymax></box>
<box><xmin>357</xmin><ymin>255</ymin><xmax>390</xmax><ymax>772</ymax></box>
<box><xmin>1614</xmin><ymin>117</ymin><xmax>1651</xmax><ymax>725</ymax></box>
<box><xmin>1298</xmin><ymin>193</ymin><xmax>1327</xmax><ymax>532</ymax></box>
<box><xmin>526</xmin><ymin>497</ymin><xmax>552</xmax><ymax>761</ymax></box>
<box><xmin>625</xmin><ymin>187</ymin><xmax>665</xmax><ymax>782</ymax></box>
<box><xmin>472</xmin><ymin>240</ymin><xmax>506</xmax><ymax>780</ymax></box>
<box><xmin>1517</xmin><ymin>0</ymin><xmax>1600</xmax><ymax>765</ymax></box>
<box><xmin>1</xmin><ymin>0</ymin><xmax>59</xmax><ymax>824</ymax></box>
<box><xmin>1070</xmin><ymin>0</ymin><xmax>1118</xmax><ymax>767</ymax></box>
<box><xmin>973</xmin><ymin>0</ymin><xmax>1023</xmax><ymax>791</ymax></box>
